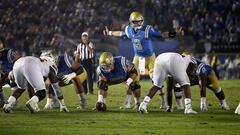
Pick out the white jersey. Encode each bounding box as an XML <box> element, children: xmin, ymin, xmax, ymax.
<box><xmin>153</xmin><ymin>52</ymin><xmax>196</xmax><ymax>87</ymax></box>
<box><xmin>13</xmin><ymin>56</ymin><xmax>57</xmax><ymax>91</ymax></box>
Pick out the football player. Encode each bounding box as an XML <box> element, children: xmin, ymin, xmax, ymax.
<box><xmin>0</xmin><ymin>39</ymin><xmax>21</xmax><ymax>107</ymax></box>
<box><xmin>95</xmin><ymin>52</ymin><xmax>141</xmax><ymax>111</ymax></box>
<box><xmin>44</xmin><ymin>51</ymin><xmax>87</xmax><ymax>110</ymax></box>
<box><xmin>139</xmin><ymin>52</ymin><xmax>197</xmax><ymax>114</ymax></box>
<box><xmin>182</xmin><ymin>52</ymin><xmax>229</xmax><ymax>111</ymax></box>
<box><xmin>3</xmin><ymin>54</ymin><xmax>68</xmax><ymax>113</ymax></box>
<box><xmin>103</xmin><ymin>11</ymin><xmax>184</xmax><ymax>109</ymax></box>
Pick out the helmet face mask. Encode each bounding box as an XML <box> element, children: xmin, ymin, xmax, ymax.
<box><xmin>129</xmin><ymin>11</ymin><xmax>144</xmax><ymax>30</ymax></box>
<box><xmin>40</xmin><ymin>50</ymin><xmax>58</xmax><ymax>64</ymax></box>
<box><xmin>99</xmin><ymin>52</ymin><xmax>114</xmax><ymax>73</ymax></box>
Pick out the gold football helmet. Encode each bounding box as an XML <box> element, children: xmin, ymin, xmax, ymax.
<box><xmin>129</xmin><ymin>11</ymin><xmax>144</xmax><ymax>29</ymax></box>
<box><xmin>99</xmin><ymin>52</ymin><xmax>114</xmax><ymax>72</ymax></box>
<box><xmin>181</xmin><ymin>51</ymin><xmax>193</xmax><ymax>57</ymax></box>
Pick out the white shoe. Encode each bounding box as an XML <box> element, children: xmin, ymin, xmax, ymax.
<box><xmin>222</xmin><ymin>104</ymin><xmax>230</xmax><ymax>110</ymax></box>
<box><xmin>166</xmin><ymin>106</ymin><xmax>173</xmax><ymax>112</ymax></box>
<box><xmin>60</xmin><ymin>105</ymin><xmax>69</xmax><ymax>112</ymax></box>
<box><xmin>26</xmin><ymin>100</ymin><xmax>38</xmax><ymax>113</ymax></box>
<box><xmin>200</xmin><ymin>104</ymin><xmax>208</xmax><ymax>111</ymax></box>
<box><xmin>77</xmin><ymin>100</ymin><xmax>87</xmax><ymax>109</ymax></box>
<box><xmin>160</xmin><ymin>101</ymin><xmax>166</xmax><ymax>109</ymax></box>
<box><xmin>35</xmin><ymin>104</ymin><xmax>40</xmax><ymax>112</ymax></box>
<box><xmin>120</xmin><ymin>104</ymin><xmax>131</xmax><ymax>109</ymax></box>
<box><xmin>3</xmin><ymin>103</ymin><xmax>14</xmax><ymax>113</ymax></box>
<box><xmin>235</xmin><ymin>103</ymin><xmax>240</xmax><ymax>114</ymax></box>
<box><xmin>43</xmin><ymin>103</ymin><xmax>53</xmax><ymax>110</ymax></box>
<box><xmin>139</xmin><ymin>102</ymin><xmax>148</xmax><ymax>114</ymax></box>
<box><xmin>184</xmin><ymin>108</ymin><xmax>197</xmax><ymax>114</ymax></box>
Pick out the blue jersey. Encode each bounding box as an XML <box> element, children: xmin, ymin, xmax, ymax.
<box><xmin>195</xmin><ymin>59</ymin><xmax>212</xmax><ymax>76</ymax></box>
<box><xmin>0</xmin><ymin>48</ymin><xmax>16</xmax><ymax>72</ymax></box>
<box><xmin>121</xmin><ymin>25</ymin><xmax>162</xmax><ymax>57</ymax></box>
<box><xmin>97</xmin><ymin>56</ymin><xmax>133</xmax><ymax>84</ymax></box>
<box><xmin>57</xmin><ymin>53</ymin><xmax>78</xmax><ymax>76</ymax></box>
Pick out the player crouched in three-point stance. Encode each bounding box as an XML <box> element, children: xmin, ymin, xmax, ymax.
<box><xmin>139</xmin><ymin>52</ymin><xmax>197</xmax><ymax>114</ymax></box>
<box><xmin>44</xmin><ymin>51</ymin><xmax>87</xmax><ymax>110</ymax></box>
<box><xmin>181</xmin><ymin>52</ymin><xmax>229</xmax><ymax>111</ymax></box>
<box><xmin>3</xmin><ymin>54</ymin><xmax>67</xmax><ymax>113</ymax></box>
<box><xmin>95</xmin><ymin>52</ymin><xmax>141</xmax><ymax>111</ymax></box>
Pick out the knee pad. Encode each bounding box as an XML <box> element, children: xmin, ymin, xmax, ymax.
<box><xmin>129</xmin><ymin>82</ymin><xmax>141</xmax><ymax>91</ymax></box>
<box><xmin>35</xmin><ymin>90</ymin><xmax>46</xmax><ymax>101</ymax></box>
<box><xmin>97</xmin><ymin>80</ymin><xmax>108</xmax><ymax>91</ymax></box>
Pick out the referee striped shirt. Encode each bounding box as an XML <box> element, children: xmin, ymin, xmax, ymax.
<box><xmin>76</xmin><ymin>42</ymin><xmax>94</xmax><ymax>60</ymax></box>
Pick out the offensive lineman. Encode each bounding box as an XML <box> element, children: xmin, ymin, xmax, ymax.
<box><xmin>44</xmin><ymin>51</ymin><xmax>87</xmax><ymax>110</ymax></box>
<box><xmin>139</xmin><ymin>52</ymin><xmax>197</xmax><ymax>114</ymax></box>
<box><xmin>3</xmin><ymin>54</ymin><xmax>68</xmax><ymax>113</ymax></box>
<box><xmin>95</xmin><ymin>52</ymin><xmax>141</xmax><ymax>111</ymax></box>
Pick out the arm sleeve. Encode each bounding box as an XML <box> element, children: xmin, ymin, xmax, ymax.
<box><xmin>148</xmin><ymin>26</ymin><xmax>163</xmax><ymax>38</ymax></box>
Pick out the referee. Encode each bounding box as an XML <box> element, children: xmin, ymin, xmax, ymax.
<box><xmin>75</xmin><ymin>32</ymin><xmax>95</xmax><ymax>94</ymax></box>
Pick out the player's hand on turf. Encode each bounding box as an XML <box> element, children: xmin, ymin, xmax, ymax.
<box><xmin>176</xmin><ymin>27</ymin><xmax>184</xmax><ymax>36</ymax></box>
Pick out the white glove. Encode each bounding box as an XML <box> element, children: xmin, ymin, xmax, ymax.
<box><xmin>235</xmin><ymin>103</ymin><xmax>240</xmax><ymax>115</ymax></box>
<box><xmin>62</xmin><ymin>72</ymin><xmax>76</xmax><ymax>84</ymax></box>
<box><xmin>60</xmin><ymin>105</ymin><xmax>69</xmax><ymax>112</ymax></box>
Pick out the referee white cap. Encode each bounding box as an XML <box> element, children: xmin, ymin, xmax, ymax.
<box><xmin>82</xmin><ymin>32</ymin><xmax>88</xmax><ymax>36</ymax></box>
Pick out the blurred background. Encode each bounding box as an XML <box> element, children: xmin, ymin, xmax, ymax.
<box><xmin>0</xmin><ymin>0</ymin><xmax>239</xmax><ymax>80</ymax></box>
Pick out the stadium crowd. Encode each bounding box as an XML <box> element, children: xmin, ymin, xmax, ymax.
<box><xmin>0</xmin><ymin>0</ymin><xmax>239</xmax><ymax>79</ymax></box>
<box><xmin>0</xmin><ymin>0</ymin><xmax>239</xmax><ymax>54</ymax></box>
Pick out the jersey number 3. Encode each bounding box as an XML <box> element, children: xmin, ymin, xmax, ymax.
<box><xmin>134</xmin><ymin>39</ymin><xmax>143</xmax><ymax>50</ymax></box>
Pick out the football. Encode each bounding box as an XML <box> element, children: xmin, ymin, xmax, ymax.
<box><xmin>95</xmin><ymin>102</ymin><xmax>107</xmax><ymax>111</ymax></box>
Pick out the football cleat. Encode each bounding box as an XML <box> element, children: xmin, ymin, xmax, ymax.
<box><xmin>160</xmin><ymin>104</ymin><xmax>166</xmax><ymax>109</ymax></box>
<box><xmin>120</xmin><ymin>104</ymin><xmax>131</xmax><ymax>109</ymax></box>
<box><xmin>26</xmin><ymin>100</ymin><xmax>39</xmax><ymax>113</ymax></box>
<box><xmin>166</xmin><ymin>106</ymin><xmax>173</xmax><ymax>112</ymax></box>
<box><xmin>221</xmin><ymin>104</ymin><xmax>230</xmax><ymax>110</ymax></box>
<box><xmin>184</xmin><ymin>108</ymin><xmax>197</xmax><ymax>114</ymax></box>
<box><xmin>60</xmin><ymin>105</ymin><xmax>69</xmax><ymax>112</ymax></box>
<box><xmin>139</xmin><ymin>102</ymin><xmax>148</xmax><ymax>114</ymax></box>
<box><xmin>77</xmin><ymin>99</ymin><xmax>87</xmax><ymax>109</ymax></box>
<box><xmin>3</xmin><ymin>103</ymin><xmax>14</xmax><ymax>113</ymax></box>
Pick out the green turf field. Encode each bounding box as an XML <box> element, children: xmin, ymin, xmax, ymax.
<box><xmin>1</xmin><ymin>80</ymin><xmax>240</xmax><ymax>135</ymax></box>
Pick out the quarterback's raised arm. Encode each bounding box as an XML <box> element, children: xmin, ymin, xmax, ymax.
<box><xmin>103</xmin><ymin>26</ymin><xmax>122</xmax><ymax>37</ymax></box>
<box><xmin>162</xmin><ymin>27</ymin><xmax>184</xmax><ymax>39</ymax></box>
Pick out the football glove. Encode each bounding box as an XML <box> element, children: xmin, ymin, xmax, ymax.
<box><xmin>62</xmin><ymin>72</ymin><xmax>76</xmax><ymax>84</ymax></box>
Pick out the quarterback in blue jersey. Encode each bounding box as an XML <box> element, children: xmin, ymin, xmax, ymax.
<box><xmin>0</xmin><ymin>40</ymin><xmax>21</xmax><ymax>107</ymax></box>
<box><xmin>44</xmin><ymin>51</ymin><xmax>87</xmax><ymax>110</ymax></box>
<box><xmin>103</xmin><ymin>11</ymin><xmax>184</xmax><ymax>109</ymax></box>
<box><xmin>95</xmin><ymin>52</ymin><xmax>141</xmax><ymax>111</ymax></box>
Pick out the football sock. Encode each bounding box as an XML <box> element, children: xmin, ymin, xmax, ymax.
<box><xmin>184</xmin><ymin>98</ymin><xmax>192</xmax><ymax>109</ymax></box>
